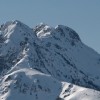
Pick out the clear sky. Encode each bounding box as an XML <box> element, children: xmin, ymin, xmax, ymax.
<box><xmin>0</xmin><ymin>0</ymin><xmax>100</xmax><ymax>53</ymax></box>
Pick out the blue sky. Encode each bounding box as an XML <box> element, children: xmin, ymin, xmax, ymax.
<box><xmin>0</xmin><ymin>0</ymin><xmax>100</xmax><ymax>53</ymax></box>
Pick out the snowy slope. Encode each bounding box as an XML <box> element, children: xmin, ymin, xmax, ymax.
<box><xmin>0</xmin><ymin>68</ymin><xmax>62</xmax><ymax>100</ymax></box>
<box><xmin>1</xmin><ymin>68</ymin><xmax>100</xmax><ymax>100</ymax></box>
<box><xmin>60</xmin><ymin>82</ymin><xmax>100</xmax><ymax>100</ymax></box>
<box><xmin>0</xmin><ymin>20</ymin><xmax>100</xmax><ymax>100</ymax></box>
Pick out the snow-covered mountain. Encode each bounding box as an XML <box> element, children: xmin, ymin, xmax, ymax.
<box><xmin>0</xmin><ymin>20</ymin><xmax>100</xmax><ymax>100</ymax></box>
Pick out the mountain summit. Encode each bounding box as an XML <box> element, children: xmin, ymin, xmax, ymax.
<box><xmin>0</xmin><ymin>20</ymin><xmax>100</xmax><ymax>100</ymax></box>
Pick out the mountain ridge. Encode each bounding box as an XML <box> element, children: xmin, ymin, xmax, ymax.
<box><xmin>0</xmin><ymin>20</ymin><xmax>100</xmax><ymax>100</ymax></box>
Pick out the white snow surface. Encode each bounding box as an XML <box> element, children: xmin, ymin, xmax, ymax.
<box><xmin>0</xmin><ymin>20</ymin><xmax>100</xmax><ymax>100</ymax></box>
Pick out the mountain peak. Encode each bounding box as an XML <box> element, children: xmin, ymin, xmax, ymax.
<box><xmin>0</xmin><ymin>20</ymin><xmax>100</xmax><ymax>100</ymax></box>
<box><xmin>34</xmin><ymin>23</ymin><xmax>54</xmax><ymax>38</ymax></box>
<box><xmin>0</xmin><ymin>20</ymin><xmax>30</xmax><ymax>32</ymax></box>
<box><xmin>0</xmin><ymin>20</ymin><xmax>20</xmax><ymax>31</ymax></box>
<box><xmin>55</xmin><ymin>24</ymin><xmax>81</xmax><ymax>42</ymax></box>
<box><xmin>0</xmin><ymin>20</ymin><xmax>36</xmax><ymax>47</ymax></box>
